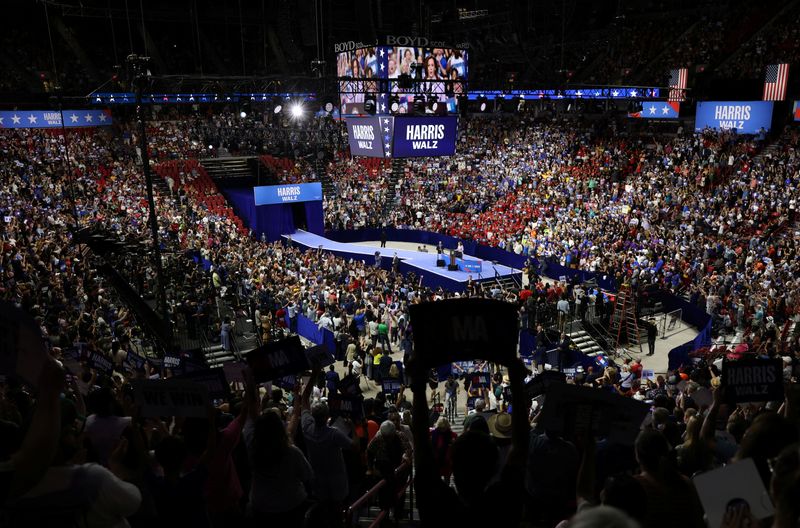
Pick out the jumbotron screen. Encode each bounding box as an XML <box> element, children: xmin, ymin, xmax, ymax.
<box><xmin>337</xmin><ymin>45</ymin><xmax>468</xmax><ymax>116</ymax></box>
<box><xmin>336</xmin><ymin>46</ymin><xmax>468</xmax><ymax>80</ymax></box>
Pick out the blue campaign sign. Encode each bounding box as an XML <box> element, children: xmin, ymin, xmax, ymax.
<box><xmin>253</xmin><ymin>182</ymin><xmax>323</xmax><ymax>206</ymax></box>
<box><xmin>793</xmin><ymin>101</ymin><xmax>800</xmax><ymax>121</ymax></box>
<box><xmin>0</xmin><ymin>109</ymin><xmax>112</xmax><ymax>129</ymax></box>
<box><xmin>392</xmin><ymin>116</ymin><xmax>458</xmax><ymax>158</ymax></box>
<box><xmin>345</xmin><ymin>116</ymin><xmax>392</xmax><ymax>158</ymax></box>
<box><xmin>629</xmin><ymin>101</ymin><xmax>680</xmax><ymax>119</ymax></box>
<box><xmin>695</xmin><ymin>101</ymin><xmax>773</xmax><ymax>134</ymax></box>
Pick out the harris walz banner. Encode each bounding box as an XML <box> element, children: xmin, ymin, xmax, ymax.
<box><xmin>0</xmin><ymin>109</ymin><xmax>112</xmax><ymax>129</ymax></box>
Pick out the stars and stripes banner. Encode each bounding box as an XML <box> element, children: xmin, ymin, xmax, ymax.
<box><xmin>763</xmin><ymin>63</ymin><xmax>789</xmax><ymax>101</ymax></box>
<box><xmin>668</xmin><ymin>68</ymin><xmax>688</xmax><ymax>102</ymax></box>
<box><xmin>628</xmin><ymin>101</ymin><xmax>680</xmax><ymax>119</ymax></box>
<box><xmin>0</xmin><ymin>109</ymin><xmax>112</xmax><ymax>129</ymax></box>
<box><xmin>379</xmin><ymin>115</ymin><xmax>395</xmax><ymax>157</ymax></box>
<box><xmin>467</xmin><ymin>87</ymin><xmax>660</xmax><ymax>100</ymax></box>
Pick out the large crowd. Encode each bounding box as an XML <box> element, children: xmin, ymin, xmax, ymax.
<box><xmin>1</xmin><ymin>104</ymin><xmax>800</xmax><ymax>528</ymax></box>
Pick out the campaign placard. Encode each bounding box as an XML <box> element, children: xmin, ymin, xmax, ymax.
<box><xmin>305</xmin><ymin>344</ymin><xmax>335</xmax><ymax>370</ymax></box>
<box><xmin>381</xmin><ymin>378</ymin><xmax>403</xmax><ymax>397</ymax></box>
<box><xmin>540</xmin><ymin>382</ymin><xmax>650</xmax><ymax>445</ymax></box>
<box><xmin>253</xmin><ymin>182</ymin><xmax>323</xmax><ymax>206</ymax></box>
<box><xmin>793</xmin><ymin>101</ymin><xmax>800</xmax><ymax>121</ymax></box>
<box><xmin>245</xmin><ymin>335</ymin><xmax>310</xmax><ymax>382</ymax></box>
<box><xmin>392</xmin><ymin>116</ymin><xmax>458</xmax><ymax>158</ymax></box>
<box><xmin>176</xmin><ymin>368</ymin><xmax>231</xmax><ymax>400</ymax></box>
<box><xmin>124</xmin><ymin>351</ymin><xmax>147</xmax><ymax>372</ymax></box>
<box><xmin>0</xmin><ymin>301</ymin><xmax>49</xmax><ymax>388</ymax></box>
<box><xmin>222</xmin><ymin>361</ymin><xmax>247</xmax><ymax>383</ymax></box>
<box><xmin>722</xmin><ymin>358</ymin><xmax>783</xmax><ymax>403</ymax></box>
<box><xmin>467</xmin><ymin>372</ymin><xmax>491</xmax><ymax>389</ymax></box>
<box><xmin>693</xmin><ymin>459</ymin><xmax>774</xmax><ymax>528</ymax></box>
<box><xmin>345</xmin><ymin>117</ymin><xmax>388</xmax><ymax>158</ymax></box>
<box><xmin>328</xmin><ymin>394</ymin><xmax>364</xmax><ymax>420</ymax></box>
<box><xmin>163</xmin><ymin>354</ymin><xmax>182</xmax><ymax>370</ymax></box>
<box><xmin>410</xmin><ymin>298</ymin><xmax>519</xmax><ymax>368</ymax></box>
<box><xmin>695</xmin><ymin>101</ymin><xmax>773</xmax><ymax>134</ymax></box>
<box><xmin>83</xmin><ymin>349</ymin><xmax>114</xmax><ymax>376</ymax></box>
<box><xmin>133</xmin><ymin>379</ymin><xmax>210</xmax><ymax>417</ymax></box>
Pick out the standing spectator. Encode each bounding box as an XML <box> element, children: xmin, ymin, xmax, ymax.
<box><xmin>300</xmin><ymin>369</ymin><xmax>358</xmax><ymax>527</ymax></box>
<box><xmin>244</xmin><ymin>410</ymin><xmax>313</xmax><ymax>525</ymax></box>
<box><xmin>646</xmin><ymin>318</ymin><xmax>658</xmax><ymax>356</ymax></box>
<box><xmin>325</xmin><ymin>365</ymin><xmax>340</xmax><ymax>397</ymax></box>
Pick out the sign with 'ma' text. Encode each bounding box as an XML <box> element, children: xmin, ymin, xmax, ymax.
<box><xmin>253</xmin><ymin>182</ymin><xmax>323</xmax><ymax>206</ymax></box>
<box><xmin>409</xmin><ymin>298</ymin><xmax>519</xmax><ymax>367</ymax></box>
<box><xmin>695</xmin><ymin>101</ymin><xmax>773</xmax><ymax>134</ymax></box>
<box><xmin>245</xmin><ymin>335</ymin><xmax>310</xmax><ymax>383</ymax></box>
<box><xmin>722</xmin><ymin>358</ymin><xmax>783</xmax><ymax>403</ymax></box>
<box><xmin>392</xmin><ymin>116</ymin><xmax>458</xmax><ymax>158</ymax></box>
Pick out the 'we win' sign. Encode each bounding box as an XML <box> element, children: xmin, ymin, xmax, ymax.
<box><xmin>410</xmin><ymin>299</ymin><xmax>519</xmax><ymax>368</ymax></box>
<box><xmin>133</xmin><ymin>379</ymin><xmax>209</xmax><ymax>417</ymax></box>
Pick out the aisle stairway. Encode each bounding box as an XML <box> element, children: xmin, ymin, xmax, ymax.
<box><xmin>567</xmin><ymin>324</ymin><xmax>606</xmax><ymax>358</ymax></box>
<box><xmin>200</xmin><ymin>156</ymin><xmax>256</xmax><ymax>179</ymax></box>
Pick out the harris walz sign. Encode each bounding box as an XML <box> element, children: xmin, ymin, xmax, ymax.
<box><xmin>722</xmin><ymin>358</ymin><xmax>783</xmax><ymax>403</ymax></box>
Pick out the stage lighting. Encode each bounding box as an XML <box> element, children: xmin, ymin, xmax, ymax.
<box><xmin>477</xmin><ymin>96</ymin><xmax>488</xmax><ymax>112</ymax></box>
<box><xmin>273</xmin><ymin>104</ymin><xmax>283</xmax><ymax>114</ymax></box>
<box><xmin>389</xmin><ymin>95</ymin><xmax>400</xmax><ymax>113</ymax></box>
<box><xmin>428</xmin><ymin>96</ymin><xmax>439</xmax><ymax>113</ymax></box>
<box><xmin>324</xmin><ymin>101</ymin><xmax>334</xmax><ymax>113</ymax></box>
<box><xmin>364</xmin><ymin>95</ymin><xmax>376</xmax><ymax>115</ymax></box>
<box><xmin>290</xmin><ymin>103</ymin><xmax>304</xmax><ymax>119</ymax></box>
<box><xmin>239</xmin><ymin>111</ymin><xmax>247</xmax><ymax>118</ymax></box>
<box><xmin>413</xmin><ymin>96</ymin><xmax>425</xmax><ymax>115</ymax></box>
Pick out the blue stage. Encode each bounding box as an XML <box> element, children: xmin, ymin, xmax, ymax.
<box><xmin>284</xmin><ymin>230</ymin><xmax>522</xmax><ymax>292</ymax></box>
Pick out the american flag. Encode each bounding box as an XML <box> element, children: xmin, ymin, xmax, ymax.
<box><xmin>668</xmin><ymin>68</ymin><xmax>687</xmax><ymax>102</ymax></box>
<box><xmin>763</xmin><ymin>63</ymin><xmax>789</xmax><ymax>101</ymax></box>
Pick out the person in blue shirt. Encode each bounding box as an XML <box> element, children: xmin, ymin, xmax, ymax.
<box><xmin>325</xmin><ymin>365</ymin><xmax>340</xmax><ymax>397</ymax></box>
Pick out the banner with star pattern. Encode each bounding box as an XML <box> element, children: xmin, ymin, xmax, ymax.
<box><xmin>627</xmin><ymin>101</ymin><xmax>680</xmax><ymax>119</ymax></box>
<box><xmin>0</xmin><ymin>109</ymin><xmax>112</xmax><ymax>129</ymax></box>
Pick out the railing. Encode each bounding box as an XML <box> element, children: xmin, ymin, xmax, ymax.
<box><xmin>344</xmin><ymin>460</ymin><xmax>413</xmax><ymax>528</ymax></box>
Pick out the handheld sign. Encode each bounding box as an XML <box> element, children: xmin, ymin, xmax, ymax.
<box><xmin>409</xmin><ymin>299</ymin><xmax>519</xmax><ymax>368</ymax></box>
<box><xmin>163</xmin><ymin>354</ymin><xmax>182</xmax><ymax>370</ymax></box>
<box><xmin>337</xmin><ymin>373</ymin><xmax>362</xmax><ymax>396</ymax></box>
<box><xmin>540</xmin><ymin>382</ymin><xmax>650</xmax><ymax>445</ymax></box>
<box><xmin>468</xmin><ymin>372</ymin><xmax>491</xmax><ymax>389</ymax></box>
<box><xmin>693</xmin><ymin>458</ymin><xmax>774</xmax><ymax>528</ymax></box>
<box><xmin>124</xmin><ymin>351</ymin><xmax>147</xmax><ymax>372</ymax></box>
<box><xmin>0</xmin><ymin>301</ymin><xmax>49</xmax><ymax>388</ymax></box>
<box><xmin>83</xmin><ymin>349</ymin><xmax>114</xmax><ymax>376</ymax></box>
<box><xmin>222</xmin><ymin>361</ymin><xmax>247</xmax><ymax>383</ymax></box>
<box><xmin>382</xmin><ymin>378</ymin><xmax>403</xmax><ymax>398</ymax></box>
<box><xmin>524</xmin><ymin>370</ymin><xmax>566</xmax><ymax>399</ymax></box>
<box><xmin>722</xmin><ymin>358</ymin><xmax>783</xmax><ymax>403</ymax></box>
<box><xmin>177</xmin><ymin>368</ymin><xmax>231</xmax><ymax>400</ymax></box>
<box><xmin>305</xmin><ymin>344</ymin><xmax>335</xmax><ymax>370</ymax></box>
<box><xmin>328</xmin><ymin>394</ymin><xmax>364</xmax><ymax>420</ymax></box>
<box><xmin>133</xmin><ymin>379</ymin><xmax>210</xmax><ymax>417</ymax></box>
<box><xmin>245</xmin><ymin>335</ymin><xmax>310</xmax><ymax>383</ymax></box>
